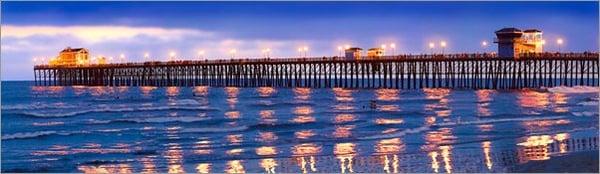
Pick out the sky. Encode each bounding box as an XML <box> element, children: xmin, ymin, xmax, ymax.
<box><xmin>1</xmin><ymin>1</ymin><xmax>598</xmax><ymax>80</ymax></box>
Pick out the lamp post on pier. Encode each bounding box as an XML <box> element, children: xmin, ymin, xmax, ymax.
<box><xmin>169</xmin><ymin>51</ymin><xmax>176</xmax><ymax>61</ymax></box>
<box><xmin>481</xmin><ymin>41</ymin><xmax>488</xmax><ymax>53</ymax></box>
<box><xmin>557</xmin><ymin>38</ymin><xmax>564</xmax><ymax>52</ymax></box>
<box><xmin>144</xmin><ymin>53</ymin><xmax>150</xmax><ymax>62</ymax></box>
<box><xmin>428</xmin><ymin>42</ymin><xmax>435</xmax><ymax>54</ymax></box>
<box><xmin>229</xmin><ymin>49</ymin><xmax>236</xmax><ymax>59</ymax></box>
<box><xmin>261</xmin><ymin>48</ymin><xmax>271</xmax><ymax>58</ymax></box>
<box><xmin>198</xmin><ymin>50</ymin><xmax>205</xmax><ymax>60</ymax></box>
<box><xmin>119</xmin><ymin>53</ymin><xmax>125</xmax><ymax>63</ymax></box>
<box><xmin>390</xmin><ymin>43</ymin><xmax>396</xmax><ymax>56</ymax></box>
<box><xmin>440</xmin><ymin>41</ymin><xmax>447</xmax><ymax>54</ymax></box>
<box><xmin>298</xmin><ymin>46</ymin><xmax>308</xmax><ymax>57</ymax></box>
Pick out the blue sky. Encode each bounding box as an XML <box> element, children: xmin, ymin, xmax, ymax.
<box><xmin>1</xmin><ymin>1</ymin><xmax>598</xmax><ymax>80</ymax></box>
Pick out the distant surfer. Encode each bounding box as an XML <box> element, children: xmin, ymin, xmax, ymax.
<box><xmin>369</xmin><ymin>100</ymin><xmax>377</xmax><ymax>109</ymax></box>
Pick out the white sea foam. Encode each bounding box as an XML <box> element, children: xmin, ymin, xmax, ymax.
<box><xmin>577</xmin><ymin>101</ymin><xmax>599</xmax><ymax>106</ymax></box>
<box><xmin>21</xmin><ymin>105</ymin><xmax>216</xmax><ymax>118</ymax></box>
<box><xmin>122</xmin><ymin>116</ymin><xmax>210</xmax><ymax>123</ymax></box>
<box><xmin>435</xmin><ymin>116</ymin><xmax>566</xmax><ymax>127</ymax></box>
<box><xmin>180</xmin><ymin>126</ymin><xmax>249</xmax><ymax>133</ymax></box>
<box><xmin>87</xmin><ymin>119</ymin><xmax>111</xmax><ymax>124</ymax></box>
<box><xmin>2</xmin><ymin>103</ymin><xmax>78</xmax><ymax>110</ymax></box>
<box><xmin>359</xmin><ymin>126</ymin><xmax>430</xmax><ymax>140</ymax></box>
<box><xmin>546</xmin><ymin>86</ymin><xmax>599</xmax><ymax>94</ymax></box>
<box><xmin>572</xmin><ymin>111</ymin><xmax>598</xmax><ymax>117</ymax></box>
<box><xmin>173</xmin><ymin>99</ymin><xmax>202</xmax><ymax>105</ymax></box>
<box><xmin>2</xmin><ymin>131</ymin><xmax>57</xmax><ymax>140</ymax></box>
<box><xmin>360</xmin><ymin>116</ymin><xmax>566</xmax><ymax>140</ymax></box>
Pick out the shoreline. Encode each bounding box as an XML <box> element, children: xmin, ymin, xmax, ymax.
<box><xmin>511</xmin><ymin>150</ymin><xmax>599</xmax><ymax>173</ymax></box>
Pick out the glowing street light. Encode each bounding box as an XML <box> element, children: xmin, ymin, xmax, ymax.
<box><xmin>440</xmin><ymin>41</ymin><xmax>447</xmax><ymax>54</ymax></box>
<box><xmin>428</xmin><ymin>42</ymin><xmax>435</xmax><ymax>54</ymax></box>
<box><xmin>262</xmin><ymin>48</ymin><xmax>271</xmax><ymax>58</ymax></box>
<box><xmin>481</xmin><ymin>41</ymin><xmax>489</xmax><ymax>53</ymax></box>
<box><xmin>390</xmin><ymin>43</ymin><xmax>396</xmax><ymax>55</ymax></box>
<box><xmin>557</xmin><ymin>38</ymin><xmax>564</xmax><ymax>52</ymax></box>
<box><xmin>32</xmin><ymin>57</ymin><xmax>38</xmax><ymax>65</ymax></box>
<box><xmin>144</xmin><ymin>52</ymin><xmax>150</xmax><ymax>62</ymax></box>
<box><xmin>41</xmin><ymin>57</ymin><xmax>46</xmax><ymax>65</ymax></box>
<box><xmin>344</xmin><ymin>44</ymin><xmax>350</xmax><ymax>50</ymax></box>
<box><xmin>197</xmin><ymin>50</ymin><xmax>205</xmax><ymax>60</ymax></box>
<box><xmin>229</xmin><ymin>49</ymin><xmax>237</xmax><ymax>59</ymax></box>
<box><xmin>108</xmin><ymin>57</ymin><xmax>114</xmax><ymax>63</ymax></box>
<box><xmin>298</xmin><ymin>46</ymin><xmax>308</xmax><ymax>57</ymax></box>
<box><xmin>119</xmin><ymin>53</ymin><xmax>125</xmax><ymax>63</ymax></box>
<box><xmin>337</xmin><ymin>46</ymin><xmax>343</xmax><ymax>57</ymax></box>
<box><xmin>169</xmin><ymin>51</ymin><xmax>176</xmax><ymax>61</ymax></box>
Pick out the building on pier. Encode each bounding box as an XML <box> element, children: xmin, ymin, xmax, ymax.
<box><xmin>495</xmin><ymin>28</ymin><xmax>544</xmax><ymax>58</ymax></box>
<box><xmin>344</xmin><ymin>47</ymin><xmax>363</xmax><ymax>60</ymax></box>
<box><xmin>49</xmin><ymin>47</ymin><xmax>90</xmax><ymax>66</ymax></box>
<box><xmin>96</xmin><ymin>56</ymin><xmax>108</xmax><ymax>65</ymax></box>
<box><xmin>367</xmin><ymin>48</ymin><xmax>384</xmax><ymax>59</ymax></box>
<box><xmin>522</xmin><ymin>29</ymin><xmax>544</xmax><ymax>53</ymax></box>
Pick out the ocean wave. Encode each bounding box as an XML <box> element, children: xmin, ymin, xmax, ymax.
<box><xmin>360</xmin><ymin>116</ymin><xmax>566</xmax><ymax>140</ymax></box>
<box><xmin>20</xmin><ymin>106</ymin><xmax>218</xmax><ymax>118</ymax></box>
<box><xmin>1</xmin><ymin>131</ymin><xmax>57</xmax><ymax>140</ymax></box>
<box><xmin>179</xmin><ymin>126</ymin><xmax>249</xmax><ymax>133</ymax></box>
<box><xmin>359</xmin><ymin>126</ymin><xmax>430</xmax><ymax>140</ymax></box>
<box><xmin>545</xmin><ymin>86</ymin><xmax>599</xmax><ymax>94</ymax></box>
<box><xmin>571</xmin><ymin>111</ymin><xmax>598</xmax><ymax>117</ymax></box>
<box><xmin>434</xmin><ymin>116</ymin><xmax>566</xmax><ymax>127</ymax></box>
<box><xmin>577</xmin><ymin>101</ymin><xmax>599</xmax><ymax>106</ymax></box>
<box><xmin>1</xmin><ymin>103</ymin><xmax>78</xmax><ymax>110</ymax></box>
<box><xmin>1</xmin><ymin>130</ymin><xmax>89</xmax><ymax>140</ymax></box>
<box><xmin>119</xmin><ymin>116</ymin><xmax>210</xmax><ymax>123</ymax></box>
<box><xmin>168</xmin><ymin>99</ymin><xmax>203</xmax><ymax>106</ymax></box>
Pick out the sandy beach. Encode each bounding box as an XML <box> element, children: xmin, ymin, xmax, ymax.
<box><xmin>512</xmin><ymin>150</ymin><xmax>599</xmax><ymax>173</ymax></box>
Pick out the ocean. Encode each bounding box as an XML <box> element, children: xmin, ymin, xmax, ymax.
<box><xmin>1</xmin><ymin>81</ymin><xmax>598</xmax><ymax>173</ymax></box>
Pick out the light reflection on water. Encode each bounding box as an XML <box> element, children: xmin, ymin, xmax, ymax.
<box><xmin>225</xmin><ymin>160</ymin><xmax>245</xmax><ymax>174</ymax></box>
<box><xmin>196</xmin><ymin>163</ymin><xmax>211</xmax><ymax>174</ymax></box>
<box><xmin>3</xmin><ymin>83</ymin><xmax>598</xmax><ymax>173</ymax></box>
<box><xmin>476</xmin><ymin>90</ymin><xmax>495</xmax><ymax>117</ymax></box>
<box><xmin>334</xmin><ymin>143</ymin><xmax>356</xmax><ymax>173</ymax></box>
<box><xmin>293</xmin><ymin>87</ymin><xmax>311</xmax><ymax>101</ymax></box>
<box><xmin>292</xmin><ymin>143</ymin><xmax>320</xmax><ymax>173</ymax></box>
<box><xmin>482</xmin><ymin>141</ymin><xmax>493</xmax><ymax>170</ymax></box>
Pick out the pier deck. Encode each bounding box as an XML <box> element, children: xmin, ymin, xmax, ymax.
<box><xmin>33</xmin><ymin>53</ymin><xmax>599</xmax><ymax>89</ymax></box>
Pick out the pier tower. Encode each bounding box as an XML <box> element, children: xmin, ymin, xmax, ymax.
<box><xmin>495</xmin><ymin>28</ymin><xmax>544</xmax><ymax>58</ymax></box>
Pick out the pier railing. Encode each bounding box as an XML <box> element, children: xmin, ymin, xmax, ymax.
<box><xmin>34</xmin><ymin>52</ymin><xmax>599</xmax><ymax>69</ymax></box>
<box><xmin>33</xmin><ymin>52</ymin><xmax>599</xmax><ymax>89</ymax></box>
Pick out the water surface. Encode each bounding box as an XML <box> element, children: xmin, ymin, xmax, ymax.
<box><xmin>1</xmin><ymin>81</ymin><xmax>598</xmax><ymax>173</ymax></box>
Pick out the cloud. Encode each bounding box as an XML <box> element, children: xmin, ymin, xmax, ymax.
<box><xmin>1</xmin><ymin>25</ymin><xmax>318</xmax><ymax>80</ymax></box>
<box><xmin>1</xmin><ymin>25</ymin><xmax>214</xmax><ymax>44</ymax></box>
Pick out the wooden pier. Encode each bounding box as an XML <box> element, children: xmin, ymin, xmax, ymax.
<box><xmin>33</xmin><ymin>53</ymin><xmax>599</xmax><ymax>89</ymax></box>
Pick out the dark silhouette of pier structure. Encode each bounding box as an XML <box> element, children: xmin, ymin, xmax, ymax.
<box><xmin>33</xmin><ymin>53</ymin><xmax>599</xmax><ymax>89</ymax></box>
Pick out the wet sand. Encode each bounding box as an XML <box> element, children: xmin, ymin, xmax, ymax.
<box><xmin>512</xmin><ymin>150</ymin><xmax>599</xmax><ymax>173</ymax></box>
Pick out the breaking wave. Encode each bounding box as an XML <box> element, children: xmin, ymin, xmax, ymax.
<box><xmin>360</xmin><ymin>116</ymin><xmax>566</xmax><ymax>140</ymax></box>
<box><xmin>180</xmin><ymin>126</ymin><xmax>249</xmax><ymax>133</ymax></box>
<box><xmin>545</xmin><ymin>86</ymin><xmax>599</xmax><ymax>94</ymax></box>
<box><xmin>20</xmin><ymin>106</ymin><xmax>218</xmax><ymax>118</ymax></box>
<box><xmin>2</xmin><ymin>103</ymin><xmax>78</xmax><ymax>110</ymax></box>
<box><xmin>572</xmin><ymin>111</ymin><xmax>599</xmax><ymax>117</ymax></box>
<box><xmin>118</xmin><ymin>116</ymin><xmax>211</xmax><ymax>123</ymax></box>
<box><xmin>2</xmin><ymin>130</ymin><xmax>89</xmax><ymax>140</ymax></box>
